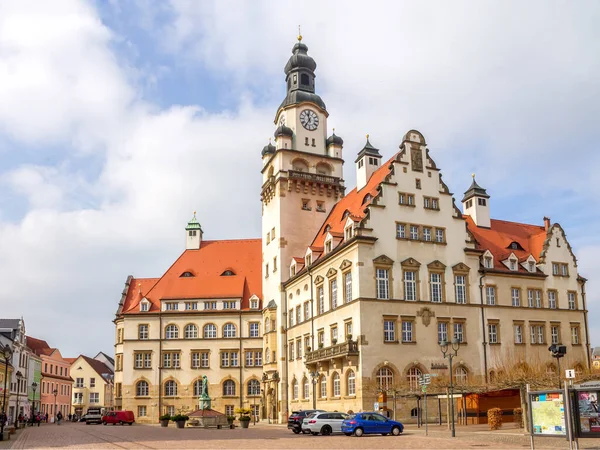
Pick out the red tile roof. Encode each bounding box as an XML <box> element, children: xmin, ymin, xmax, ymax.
<box><xmin>465</xmin><ymin>216</ymin><xmax>547</xmax><ymax>271</ymax></box>
<box><xmin>64</xmin><ymin>358</ymin><xmax>77</xmax><ymax>364</ymax></box>
<box><xmin>121</xmin><ymin>239</ymin><xmax>262</xmax><ymax>314</ymax></box>
<box><xmin>79</xmin><ymin>355</ymin><xmax>113</xmax><ymax>379</ymax></box>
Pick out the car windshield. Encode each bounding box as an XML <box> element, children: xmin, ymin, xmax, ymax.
<box><xmin>346</xmin><ymin>414</ymin><xmax>356</xmax><ymax>420</ymax></box>
<box><xmin>306</xmin><ymin>413</ymin><xmax>316</xmax><ymax>419</ymax></box>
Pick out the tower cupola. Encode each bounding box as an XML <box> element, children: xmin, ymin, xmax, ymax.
<box><xmin>326</xmin><ymin>129</ymin><xmax>343</xmax><ymax>159</ymax></box>
<box><xmin>274</xmin><ymin>125</ymin><xmax>293</xmax><ymax>150</ymax></box>
<box><xmin>462</xmin><ymin>175</ymin><xmax>491</xmax><ymax>228</ymax></box>
<box><xmin>185</xmin><ymin>212</ymin><xmax>203</xmax><ymax>250</ymax></box>
<box><xmin>261</xmin><ymin>139</ymin><xmax>276</xmax><ymax>158</ymax></box>
<box><xmin>355</xmin><ymin>135</ymin><xmax>382</xmax><ymax>191</ymax></box>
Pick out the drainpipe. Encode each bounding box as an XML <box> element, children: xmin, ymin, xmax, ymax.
<box><xmin>158</xmin><ymin>308</ymin><xmax>163</xmax><ymax>419</ymax></box>
<box><xmin>581</xmin><ymin>280</ymin><xmax>591</xmax><ymax>368</ymax></box>
<box><xmin>239</xmin><ymin>306</ymin><xmax>243</xmax><ymax>408</ymax></box>
<box><xmin>308</xmin><ymin>268</ymin><xmax>315</xmax><ymax>350</ymax></box>
<box><xmin>478</xmin><ymin>273</ymin><xmax>488</xmax><ymax>383</ymax></box>
<box><xmin>281</xmin><ymin>286</ymin><xmax>289</xmax><ymax>423</ymax></box>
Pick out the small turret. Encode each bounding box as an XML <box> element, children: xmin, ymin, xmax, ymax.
<box><xmin>326</xmin><ymin>129</ymin><xmax>343</xmax><ymax>158</ymax></box>
<box><xmin>355</xmin><ymin>135</ymin><xmax>382</xmax><ymax>191</ymax></box>
<box><xmin>462</xmin><ymin>174</ymin><xmax>491</xmax><ymax>228</ymax></box>
<box><xmin>274</xmin><ymin>126</ymin><xmax>293</xmax><ymax>150</ymax></box>
<box><xmin>185</xmin><ymin>212</ymin><xmax>203</xmax><ymax>250</ymax></box>
<box><xmin>261</xmin><ymin>139</ymin><xmax>276</xmax><ymax>159</ymax></box>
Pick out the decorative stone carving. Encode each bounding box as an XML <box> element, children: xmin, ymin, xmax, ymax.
<box><xmin>417</xmin><ymin>307</ymin><xmax>435</xmax><ymax>327</ymax></box>
<box><xmin>401</xmin><ymin>257</ymin><xmax>421</xmax><ymax>268</ymax></box>
<box><xmin>411</xmin><ymin>148</ymin><xmax>423</xmax><ymax>172</ymax></box>
<box><xmin>314</xmin><ymin>275</ymin><xmax>324</xmax><ymax>285</ymax></box>
<box><xmin>326</xmin><ymin>268</ymin><xmax>338</xmax><ymax>278</ymax></box>
<box><xmin>452</xmin><ymin>263</ymin><xmax>470</xmax><ymax>272</ymax></box>
<box><xmin>339</xmin><ymin>259</ymin><xmax>352</xmax><ymax>271</ymax></box>
<box><xmin>373</xmin><ymin>254</ymin><xmax>394</xmax><ymax>265</ymax></box>
<box><xmin>427</xmin><ymin>260</ymin><xmax>446</xmax><ymax>270</ymax></box>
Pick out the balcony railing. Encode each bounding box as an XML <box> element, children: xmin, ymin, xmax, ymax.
<box><xmin>288</xmin><ymin>170</ymin><xmax>340</xmax><ymax>185</ymax></box>
<box><xmin>305</xmin><ymin>340</ymin><xmax>359</xmax><ymax>364</ymax></box>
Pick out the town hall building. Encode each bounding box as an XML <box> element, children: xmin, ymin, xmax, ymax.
<box><xmin>114</xmin><ymin>37</ymin><xmax>590</xmax><ymax>424</ymax></box>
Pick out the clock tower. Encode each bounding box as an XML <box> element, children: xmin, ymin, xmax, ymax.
<box><xmin>260</xmin><ymin>37</ymin><xmax>345</xmax><ymax>422</ymax></box>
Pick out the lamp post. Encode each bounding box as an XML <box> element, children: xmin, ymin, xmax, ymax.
<box><xmin>440</xmin><ymin>338</ymin><xmax>460</xmax><ymax>438</ymax></box>
<box><xmin>548</xmin><ymin>344</ymin><xmax>567</xmax><ymax>389</ymax></box>
<box><xmin>1</xmin><ymin>345</ymin><xmax>13</xmax><ymax>440</ymax></box>
<box><xmin>31</xmin><ymin>382</ymin><xmax>37</xmax><ymax>426</ymax></box>
<box><xmin>272</xmin><ymin>371</ymin><xmax>280</xmax><ymax>424</ymax></box>
<box><xmin>309</xmin><ymin>370</ymin><xmax>319</xmax><ymax>409</ymax></box>
<box><xmin>52</xmin><ymin>389</ymin><xmax>58</xmax><ymax>423</ymax></box>
<box><xmin>261</xmin><ymin>373</ymin><xmax>269</xmax><ymax>424</ymax></box>
<box><xmin>14</xmin><ymin>371</ymin><xmax>22</xmax><ymax>428</ymax></box>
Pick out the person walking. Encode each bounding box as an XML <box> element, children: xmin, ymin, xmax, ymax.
<box><xmin>56</xmin><ymin>411</ymin><xmax>63</xmax><ymax>425</ymax></box>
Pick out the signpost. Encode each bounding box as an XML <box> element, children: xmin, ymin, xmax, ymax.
<box><xmin>418</xmin><ymin>375</ymin><xmax>431</xmax><ymax>436</ymax></box>
<box><xmin>527</xmin><ymin>383</ymin><xmax>576</xmax><ymax>450</ymax></box>
<box><xmin>374</xmin><ymin>402</ymin><xmax>379</xmax><ymax>412</ymax></box>
<box><xmin>566</xmin><ymin>369</ymin><xmax>575</xmax><ymax>380</ymax></box>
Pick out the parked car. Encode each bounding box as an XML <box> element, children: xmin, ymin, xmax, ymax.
<box><xmin>85</xmin><ymin>408</ymin><xmax>103</xmax><ymax>425</ymax></box>
<box><xmin>79</xmin><ymin>414</ymin><xmax>88</xmax><ymax>422</ymax></box>
<box><xmin>287</xmin><ymin>410</ymin><xmax>325</xmax><ymax>434</ymax></box>
<box><xmin>341</xmin><ymin>412</ymin><xmax>404</xmax><ymax>437</ymax></box>
<box><xmin>302</xmin><ymin>411</ymin><xmax>348</xmax><ymax>435</ymax></box>
<box><xmin>102</xmin><ymin>410</ymin><xmax>135</xmax><ymax>426</ymax></box>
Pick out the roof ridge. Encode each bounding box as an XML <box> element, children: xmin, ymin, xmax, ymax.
<box><xmin>201</xmin><ymin>238</ymin><xmax>261</xmax><ymax>244</ymax></box>
<box><xmin>490</xmin><ymin>218</ymin><xmax>544</xmax><ymax>229</ymax></box>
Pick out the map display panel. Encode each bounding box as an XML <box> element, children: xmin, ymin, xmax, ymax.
<box><xmin>530</xmin><ymin>392</ymin><xmax>566</xmax><ymax>436</ymax></box>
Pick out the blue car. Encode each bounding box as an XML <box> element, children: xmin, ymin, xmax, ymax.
<box><xmin>341</xmin><ymin>412</ymin><xmax>404</xmax><ymax>437</ymax></box>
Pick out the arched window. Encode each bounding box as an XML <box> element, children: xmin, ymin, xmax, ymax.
<box><xmin>221</xmin><ymin>270</ymin><xmax>235</xmax><ymax>276</ymax></box>
<box><xmin>407</xmin><ymin>367</ymin><xmax>422</xmax><ymax>390</ymax></box>
<box><xmin>347</xmin><ymin>370</ymin><xmax>356</xmax><ymax>396</ymax></box>
<box><xmin>411</xmin><ymin>407</ymin><xmax>420</xmax><ymax>418</ymax></box>
<box><xmin>223</xmin><ymin>323</ymin><xmax>237</xmax><ymax>338</ymax></box>
<box><xmin>455</xmin><ymin>366</ymin><xmax>468</xmax><ymax>384</ymax></box>
<box><xmin>332</xmin><ymin>372</ymin><xmax>341</xmax><ymax>397</ymax></box>
<box><xmin>320</xmin><ymin>375</ymin><xmax>327</xmax><ymax>398</ymax></box>
<box><xmin>193</xmin><ymin>379</ymin><xmax>202</xmax><ymax>396</ymax></box>
<box><xmin>223</xmin><ymin>380</ymin><xmax>236</xmax><ymax>396</ymax></box>
<box><xmin>165</xmin><ymin>324</ymin><xmax>178</xmax><ymax>339</ymax></box>
<box><xmin>136</xmin><ymin>380</ymin><xmax>149</xmax><ymax>396</ymax></box>
<box><xmin>184</xmin><ymin>324</ymin><xmax>198</xmax><ymax>339</ymax></box>
<box><xmin>248</xmin><ymin>379</ymin><xmax>260</xmax><ymax>396</ymax></box>
<box><xmin>376</xmin><ymin>367</ymin><xmax>394</xmax><ymax>390</ymax></box>
<box><xmin>575</xmin><ymin>363</ymin><xmax>584</xmax><ymax>377</ymax></box>
<box><xmin>203</xmin><ymin>324</ymin><xmax>217</xmax><ymax>339</ymax></box>
<box><xmin>265</xmin><ymin>319</ymin><xmax>270</xmax><ymax>333</ymax></box>
<box><xmin>292</xmin><ymin>379</ymin><xmax>298</xmax><ymax>400</ymax></box>
<box><xmin>164</xmin><ymin>380</ymin><xmax>177</xmax><ymax>397</ymax></box>
<box><xmin>316</xmin><ymin>162</ymin><xmax>332</xmax><ymax>175</ymax></box>
<box><xmin>180</xmin><ymin>271</ymin><xmax>194</xmax><ymax>277</ymax></box>
<box><xmin>489</xmin><ymin>370</ymin><xmax>496</xmax><ymax>383</ymax></box>
<box><xmin>292</xmin><ymin>159</ymin><xmax>309</xmax><ymax>172</ymax></box>
<box><xmin>265</xmin><ymin>348</ymin><xmax>270</xmax><ymax>364</ymax></box>
<box><xmin>303</xmin><ymin>377</ymin><xmax>309</xmax><ymax>399</ymax></box>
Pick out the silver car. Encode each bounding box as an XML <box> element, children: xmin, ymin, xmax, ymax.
<box><xmin>302</xmin><ymin>412</ymin><xmax>349</xmax><ymax>435</ymax></box>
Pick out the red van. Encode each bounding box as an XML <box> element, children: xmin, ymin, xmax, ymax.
<box><xmin>102</xmin><ymin>410</ymin><xmax>135</xmax><ymax>425</ymax></box>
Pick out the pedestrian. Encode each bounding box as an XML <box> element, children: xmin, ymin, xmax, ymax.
<box><xmin>36</xmin><ymin>413</ymin><xmax>41</xmax><ymax>427</ymax></box>
<box><xmin>56</xmin><ymin>411</ymin><xmax>63</xmax><ymax>425</ymax></box>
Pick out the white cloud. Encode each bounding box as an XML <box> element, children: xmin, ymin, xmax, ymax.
<box><xmin>0</xmin><ymin>0</ymin><xmax>599</xmax><ymax>357</ymax></box>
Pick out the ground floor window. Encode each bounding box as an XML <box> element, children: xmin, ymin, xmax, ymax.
<box><xmin>225</xmin><ymin>405</ymin><xmax>234</xmax><ymax>417</ymax></box>
<box><xmin>166</xmin><ymin>406</ymin><xmax>175</xmax><ymax>417</ymax></box>
<box><xmin>138</xmin><ymin>406</ymin><xmax>147</xmax><ymax>417</ymax></box>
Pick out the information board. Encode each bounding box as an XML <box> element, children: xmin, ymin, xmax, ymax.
<box><xmin>530</xmin><ymin>392</ymin><xmax>566</xmax><ymax>436</ymax></box>
<box><xmin>576</xmin><ymin>391</ymin><xmax>600</xmax><ymax>434</ymax></box>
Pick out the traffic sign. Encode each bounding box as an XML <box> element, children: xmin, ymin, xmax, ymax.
<box><xmin>565</xmin><ymin>369</ymin><xmax>575</xmax><ymax>379</ymax></box>
<box><xmin>418</xmin><ymin>374</ymin><xmax>431</xmax><ymax>385</ymax></box>
<box><xmin>421</xmin><ymin>385</ymin><xmax>427</xmax><ymax>393</ymax></box>
<box><xmin>374</xmin><ymin>402</ymin><xmax>379</xmax><ymax>411</ymax></box>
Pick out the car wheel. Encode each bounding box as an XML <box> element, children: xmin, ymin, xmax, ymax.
<box><xmin>112</xmin><ymin>423</ymin><xmax>116</xmax><ymax>425</ymax></box>
<box><xmin>391</xmin><ymin>426</ymin><xmax>401</xmax><ymax>436</ymax></box>
<box><xmin>321</xmin><ymin>425</ymin><xmax>332</xmax><ymax>436</ymax></box>
<box><xmin>120</xmin><ymin>421</ymin><xmax>124</xmax><ymax>426</ymax></box>
<box><xmin>128</xmin><ymin>422</ymin><xmax>133</xmax><ymax>426</ymax></box>
<box><xmin>311</xmin><ymin>432</ymin><xmax>319</xmax><ymax>436</ymax></box>
<box><xmin>344</xmin><ymin>433</ymin><xmax>352</xmax><ymax>436</ymax></box>
<box><xmin>353</xmin><ymin>427</ymin><xmax>364</xmax><ymax>437</ymax></box>
<box><xmin>102</xmin><ymin>421</ymin><xmax>107</xmax><ymax>426</ymax></box>
<box><xmin>381</xmin><ymin>433</ymin><xmax>388</xmax><ymax>436</ymax></box>
<box><xmin>292</xmin><ymin>428</ymin><xmax>301</xmax><ymax>434</ymax></box>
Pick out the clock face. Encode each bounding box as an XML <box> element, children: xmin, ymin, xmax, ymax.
<box><xmin>299</xmin><ymin>109</ymin><xmax>319</xmax><ymax>131</ymax></box>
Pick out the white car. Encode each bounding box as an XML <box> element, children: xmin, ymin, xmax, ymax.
<box><xmin>302</xmin><ymin>412</ymin><xmax>349</xmax><ymax>435</ymax></box>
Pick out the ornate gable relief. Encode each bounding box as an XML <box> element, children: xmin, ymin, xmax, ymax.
<box><xmin>314</xmin><ymin>275</ymin><xmax>324</xmax><ymax>285</ymax></box>
<box><xmin>427</xmin><ymin>260</ymin><xmax>446</xmax><ymax>270</ymax></box>
<box><xmin>417</xmin><ymin>307</ymin><xmax>435</xmax><ymax>327</ymax></box>
<box><xmin>425</xmin><ymin>148</ymin><xmax>438</xmax><ymax>169</ymax></box>
<box><xmin>326</xmin><ymin>268</ymin><xmax>338</xmax><ymax>278</ymax></box>
<box><xmin>401</xmin><ymin>257</ymin><xmax>421</xmax><ymax>269</ymax></box>
<box><xmin>373</xmin><ymin>254</ymin><xmax>394</xmax><ymax>266</ymax></box>
<box><xmin>339</xmin><ymin>259</ymin><xmax>352</xmax><ymax>271</ymax></box>
<box><xmin>539</xmin><ymin>223</ymin><xmax>578</xmax><ymax>267</ymax></box>
<box><xmin>452</xmin><ymin>263</ymin><xmax>471</xmax><ymax>273</ymax></box>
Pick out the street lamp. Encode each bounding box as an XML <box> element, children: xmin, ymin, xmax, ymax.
<box><xmin>548</xmin><ymin>344</ymin><xmax>567</xmax><ymax>389</ymax></box>
<box><xmin>1</xmin><ymin>344</ymin><xmax>13</xmax><ymax>440</ymax></box>
<box><xmin>31</xmin><ymin>382</ymin><xmax>38</xmax><ymax>425</ymax></box>
<box><xmin>53</xmin><ymin>388</ymin><xmax>58</xmax><ymax>423</ymax></box>
<box><xmin>309</xmin><ymin>370</ymin><xmax>319</xmax><ymax>409</ymax></box>
<box><xmin>440</xmin><ymin>338</ymin><xmax>461</xmax><ymax>438</ymax></box>
<box><xmin>14</xmin><ymin>371</ymin><xmax>22</xmax><ymax>428</ymax></box>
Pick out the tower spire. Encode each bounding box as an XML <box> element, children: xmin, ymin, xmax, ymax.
<box><xmin>298</xmin><ymin>25</ymin><xmax>302</xmax><ymax>42</ymax></box>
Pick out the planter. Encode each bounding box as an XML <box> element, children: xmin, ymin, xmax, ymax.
<box><xmin>240</xmin><ymin>419</ymin><xmax>250</xmax><ymax>428</ymax></box>
<box><xmin>160</xmin><ymin>419</ymin><xmax>169</xmax><ymax>427</ymax></box>
<box><xmin>176</xmin><ymin>420</ymin><xmax>186</xmax><ymax>429</ymax></box>
<box><xmin>227</xmin><ymin>419</ymin><xmax>234</xmax><ymax>426</ymax></box>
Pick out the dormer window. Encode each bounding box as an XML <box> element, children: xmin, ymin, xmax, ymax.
<box><xmin>140</xmin><ymin>302</ymin><xmax>149</xmax><ymax>312</ymax></box>
<box><xmin>325</xmin><ymin>240</ymin><xmax>332</xmax><ymax>254</ymax></box>
<box><xmin>363</xmin><ymin>194</ymin><xmax>372</xmax><ymax>205</ymax></box>
<box><xmin>508</xmin><ymin>241</ymin><xmax>523</xmax><ymax>251</ymax></box>
<box><xmin>221</xmin><ymin>270</ymin><xmax>235</xmax><ymax>276</ymax></box>
<box><xmin>250</xmin><ymin>297</ymin><xmax>259</xmax><ymax>309</ymax></box>
<box><xmin>528</xmin><ymin>262</ymin><xmax>535</xmax><ymax>273</ymax></box>
<box><xmin>483</xmin><ymin>256</ymin><xmax>493</xmax><ymax>269</ymax></box>
<box><xmin>305</xmin><ymin>254</ymin><xmax>312</xmax><ymax>266</ymax></box>
<box><xmin>509</xmin><ymin>259</ymin><xmax>517</xmax><ymax>271</ymax></box>
<box><xmin>345</xmin><ymin>225</ymin><xmax>354</xmax><ymax>241</ymax></box>
<box><xmin>290</xmin><ymin>265</ymin><xmax>296</xmax><ymax>277</ymax></box>
<box><xmin>180</xmin><ymin>271</ymin><xmax>194</xmax><ymax>278</ymax></box>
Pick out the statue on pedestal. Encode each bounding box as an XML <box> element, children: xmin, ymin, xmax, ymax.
<box><xmin>199</xmin><ymin>375</ymin><xmax>211</xmax><ymax>410</ymax></box>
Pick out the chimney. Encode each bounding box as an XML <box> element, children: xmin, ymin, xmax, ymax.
<box><xmin>543</xmin><ymin>216</ymin><xmax>550</xmax><ymax>231</ymax></box>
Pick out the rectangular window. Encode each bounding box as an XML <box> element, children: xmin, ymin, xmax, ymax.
<box><xmin>345</xmin><ymin>322</ymin><xmax>353</xmax><ymax>337</ymax></box>
<box><xmin>437</xmin><ymin>322</ymin><xmax>448</xmax><ymax>343</ymax></box>
<box><xmin>486</xmin><ymin>286</ymin><xmax>496</xmax><ymax>305</ymax></box>
<box><xmin>296</xmin><ymin>306</ymin><xmax>301</xmax><ymax>324</ymax></box>
<box><xmin>424</xmin><ymin>196</ymin><xmax>440</xmax><ymax>210</ymax></box>
<box><xmin>201</xmin><ymin>352</ymin><xmax>209</xmax><ymax>368</ymax></box>
<box><xmin>455</xmin><ymin>275</ymin><xmax>466</xmax><ymax>304</ymax></box>
<box><xmin>249</xmin><ymin>322</ymin><xmax>259</xmax><ymax>338</ymax></box>
<box><xmin>423</xmin><ymin>227</ymin><xmax>432</xmax><ymax>241</ymax></box>
<box><xmin>221</xmin><ymin>352</ymin><xmax>229</xmax><ymax>367</ymax></box>
<box><xmin>185</xmin><ymin>302</ymin><xmax>198</xmax><ymax>310</ymax></box>
<box><xmin>296</xmin><ymin>339</ymin><xmax>302</xmax><ymax>359</ymax></box>
<box><xmin>383</xmin><ymin>320</ymin><xmax>396</xmax><ymax>342</ymax></box>
<box><xmin>318</xmin><ymin>286</ymin><xmax>325</xmax><ymax>314</ymax></box>
<box><xmin>535</xmin><ymin>290</ymin><xmax>542</xmax><ymax>308</ymax></box>
<box><xmin>548</xmin><ymin>291</ymin><xmax>557</xmax><ymax>309</ymax></box>
<box><xmin>551</xmin><ymin>326</ymin><xmax>559</xmax><ymax>345</ymax></box>
<box><xmin>396</xmin><ymin>223</ymin><xmax>406</xmax><ymax>239</ymax></box>
<box><xmin>376</xmin><ymin>268</ymin><xmax>390</xmax><ymax>299</ymax></box>
<box><xmin>245</xmin><ymin>351</ymin><xmax>254</xmax><ymax>367</ymax></box>
<box><xmin>401</xmin><ymin>321</ymin><xmax>413</xmax><ymax>342</ymax></box>
<box><xmin>165</xmin><ymin>302</ymin><xmax>178</xmax><ymax>311</ymax></box>
<box><xmin>225</xmin><ymin>405</ymin><xmax>234</xmax><ymax>417</ymax></box>
<box><xmin>488</xmin><ymin>324</ymin><xmax>498</xmax><ymax>344</ymax></box>
<box><xmin>318</xmin><ymin>331</ymin><xmax>324</xmax><ymax>346</ymax></box>
<box><xmin>223</xmin><ymin>301</ymin><xmax>237</xmax><ymax>309</ymax></box>
<box><xmin>514</xmin><ymin>325</ymin><xmax>523</xmax><ymax>344</ymax></box>
<box><xmin>404</xmin><ymin>271</ymin><xmax>417</xmax><ymax>301</ymax></box>
<box><xmin>289</xmin><ymin>343</ymin><xmax>295</xmax><ymax>360</ymax></box>
<box><xmin>138</xmin><ymin>406</ymin><xmax>147</xmax><ymax>417</ymax></box>
<box><xmin>435</xmin><ymin>228</ymin><xmax>444</xmax><ymax>243</ymax></box>
<box><xmin>255</xmin><ymin>351</ymin><xmax>262</xmax><ymax>366</ymax></box>
<box><xmin>561</xmin><ymin>264</ymin><xmax>568</xmax><ymax>276</ymax></box>
<box><xmin>571</xmin><ymin>326</ymin><xmax>580</xmax><ymax>344</ymax></box>
<box><xmin>410</xmin><ymin>225</ymin><xmax>419</xmax><ymax>240</ymax></box>
<box><xmin>89</xmin><ymin>393</ymin><xmax>99</xmax><ymax>403</ymax></box>
<box><xmin>344</xmin><ymin>272</ymin><xmax>352</xmax><ymax>303</ymax></box>
<box><xmin>304</xmin><ymin>302</ymin><xmax>310</xmax><ymax>321</ymax></box>
<box><xmin>135</xmin><ymin>353</ymin><xmax>143</xmax><ymax>369</ymax></box>
<box><xmin>144</xmin><ymin>353</ymin><xmax>151</xmax><ymax>368</ymax></box>
<box><xmin>453</xmin><ymin>323</ymin><xmax>464</xmax><ymax>342</ymax></box>
<box><xmin>75</xmin><ymin>378</ymin><xmax>84</xmax><ymax>388</ymax></box>
<box><xmin>330</xmin><ymin>279</ymin><xmax>337</xmax><ymax>309</ymax></box>
<box><xmin>139</xmin><ymin>324</ymin><xmax>149</xmax><ymax>340</ymax></box>
<box><xmin>273</xmin><ymin>257</ymin><xmax>277</xmax><ymax>272</ymax></box>
<box><xmin>163</xmin><ymin>353</ymin><xmax>171</xmax><ymax>368</ymax></box>
<box><xmin>289</xmin><ymin>309</ymin><xmax>294</xmax><ymax>328</ymax></box>
<box><xmin>568</xmin><ymin>292</ymin><xmax>576</xmax><ymax>310</ymax></box>
<box><xmin>204</xmin><ymin>301</ymin><xmax>217</xmax><ymax>310</ymax></box>
<box><xmin>430</xmin><ymin>273</ymin><xmax>442</xmax><ymax>302</ymax></box>
<box><xmin>552</xmin><ymin>263</ymin><xmax>559</xmax><ymax>275</ymax></box>
<box><xmin>192</xmin><ymin>352</ymin><xmax>201</xmax><ymax>368</ymax></box>
<box><xmin>231</xmin><ymin>352</ymin><xmax>238</xmax><ymax>367</ymax></box>
<box><xmin>530</xmin><ymin>325</ymin><xmax>537</xmax><ymax>344</ymax></box>
<box><xmin>537</xmin><ymin>325</ymin><xmax>544</xmax><ymax>344</ymax></box>
<box><xmin>511</xmin><ymin>288</ymin><xmax>520</xmax><ymax>307</ymax></box>
<box><xmin>331</xmin><ymin>327</ymin><xmax>338</xmax><ymax>343</ymax></box>
<box><xmin>408</xmin><ymin>194</ymin><xmax>415</xmax><ymax>205</ymax></box>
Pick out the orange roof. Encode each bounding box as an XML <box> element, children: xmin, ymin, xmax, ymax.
<box><xmin>64</xmin><ymin>358</ymin><xmax>77</xmax><ymax>364</ymax></box>
<box><xmin>465</xmin><ymin>216</ymin><xmax>547</xmax><ymax>272</ymax></box>
<box><xmin>121</xmin><ymin>239</ymin><xmax>262</xmax><ymax>314</ymax></box>
<box><xmin>310</xmin><ymin>157</ymin><xmax>394</xmax><ymax>249</ymax></box>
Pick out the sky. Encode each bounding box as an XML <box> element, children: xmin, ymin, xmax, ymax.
<box><xmin>1</xmin><ymin>0</ymin><xmax>599</xmax><ymax>358</ymax></box>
